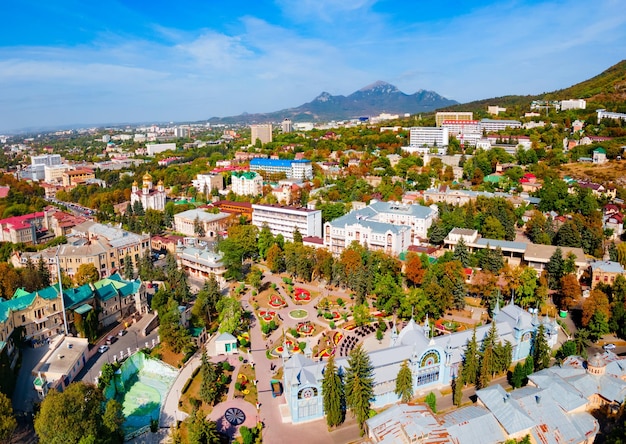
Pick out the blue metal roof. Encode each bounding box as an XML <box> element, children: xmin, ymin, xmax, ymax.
<box><xmin>250</xmin><ymin>158</ymin><xmax>294</xmax><ymax>168</ymax></box>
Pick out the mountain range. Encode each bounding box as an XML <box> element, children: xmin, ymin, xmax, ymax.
<box><xmin>207</xmin><ymin>81</ymin><xmax>458</xmax><ymax>124</ymax></box>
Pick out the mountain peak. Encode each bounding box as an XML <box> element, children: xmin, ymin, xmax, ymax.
<box><xmin>358</xmin><ymin>81</ymin><xmax>399</xmax><ymax>94</ymax></box>
<box><xmin>313</xmin><ymin>91</ymin><xmax>333</xmax><ymax>102</ymax></box>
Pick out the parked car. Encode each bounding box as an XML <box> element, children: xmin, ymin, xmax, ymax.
<box><xmin>106</xmin><ymin>335</ymin><xmax>116</xmax><ymax>345</ymax></box>
<box><xmin>98</xmin><ymin>345</ymin><xmax>109</xmax><ymax>353</ymax></box>
<box><xmin>603</xmin><ymin>343</ymin><xmax>616</xmax><ymax>350</ymax></box>
<box><xmin>118</xmin><ymin>329</ymin><xmax>127</xmax><ymax>337</ymax></box>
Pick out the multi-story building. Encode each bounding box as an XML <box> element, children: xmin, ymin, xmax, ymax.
<box><xmin>130</xmin><ymin>173</ymin><xmax>166</xmax><ymax>211</ymax></box>
<box><xmin>323</xmin><ymin>200</ymin><xmax>435</xmax><ymax>255</ymax></box>
<box><xmin>252</xmin><ymin>204</ymin><xmax>322</xmax><ymax>241</ymax></box>
<box><xmin>191</xmin><ymin>174</ymin><xmax>224</xmax><ymax>195</ymax></box>
<box><xmin>173</xmin><ymin>209</ymin><xmax>231</xmax><ymax>237</ymax></box>
<box><xmin>231</xmin><ymin>171</ymin><xmax>263</xmax><ymax>196</ymax></box>
<box><xmin>0</xmin><ymin>212</ymin><xmax>46</xmax><ymax>244</ymax></box>
<box><xmin>146</xmin><ymin>142</ymin><xmax>176</xmax><ymax>156</ymax></box>
<box><xmin>249</xmin><ymin>158</ymin><xmax>313</xmax><ymax>180</ymax></box>
<box><xmin>250</xmin><ymin>124</ymin><xmax>273</xmax><ymax>145</ymax></box>
<box><xmin>44</xmin><ymin>164</ymin><xmax>71</xmax><ymax>184</ymax></box>
<box><xmin>441</xmin><ymin>120</ymin><xmax>482</xmax><ymax>146</ymax></box>
<box><xmin>591</xmin><ymin>261</ymin><xmax>626</xmax><ymax>288</ymax></box>
<box><xmin>281</xmin><ymin>119</ymin><xmax>293</xmax><ymax>133</ymax></box>
<box><xmin>176</xmin><ymin>245</ymin><xmax>227</xmax><ymax>289</ymax></box>
<box><xmin>560</xmin><ymin>99</ymin><xmax>586</xmax><ymax>110</ymax></box>
<box><xmin>404</xmin><ymin>127</ymin><xmax>449</xmax><ymax>154</ymax></box>
<box><xmin>29</xmin><ymin>154</ymin><xmax>62</xmax><ymax>181</ymax></box>
<box><xmin>479</xmin><ymin>119</ymin><xmax>522</xmax><ymax>132</ymax></box>
<box><xmin>212</xmin><ymin>200</ymin><xmax>253</xmax><ymax>221</ymax></box>
<box><xmin>62</xmin><ymin>168</ymin><xmax>95</xmax><ymax>187</ymax></box>
<box><xmin>435</xmin><ymin>111</ymin><xmax>473</xmax><ymax>127</ymax></box>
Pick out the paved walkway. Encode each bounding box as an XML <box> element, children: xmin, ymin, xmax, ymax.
<box><xmin>208</xmin><ymin>398</ymin><xmax>258</xmax><ymax>439</ymax></box>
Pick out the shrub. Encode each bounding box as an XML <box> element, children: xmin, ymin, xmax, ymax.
<box><xmin>222</xmin><ymin>361</ymin><xmax>232</xmax><ymax>371</ymax></box>
<box><xmin>261</xmin><ymin>322</ymin><xmax>270</xmax><ymax>335</ymax></box>
<box><xmin>189</xmin><ymin>397</ymin><xmax>200</xmax><ymax>409</ymax></box>
<box><xmin>150</xmin><ymin>418</ymin><xmax>159</xmax><ymax>433</ymax></box>
<box><xmin>376</xmin><ymin>329</ymin><xmax>384</xmax><ymax>341</ymax></box>
<box><xmin>323</xmin><ymin>312</ymin><xmax>333</xmax><ymax>320</ymax></box>
<box><xmin>425</xmin><ymin>392</ymin><xmax>437</xmax><ymax>413</ymax></box>
<box><xmin>271</xmin><ymin>283</ymin><xmax>276</xmax><ymax>289</ymax></box>
<box><xmin>239</xmin><ymin>356</ymin><xmax>244</xmax><ymax>362</ymax></box>
<box><xmin>282</xmin><ymin>277</ymin><xmax>293</xmax><ymax>285</ymax></box>
<box><xmin>337</xmin><ymin>298</ymin><xmax>344</xmax><ymax>307</ymax></box>
<box><xmin>298</xmin><ymin>341</ymin><xmax>306</xmax><ymax>352</ymax></box>
<box><xmin>329</xmin><ymin>321</ymin><xmax>335</xmax><ymax>329</ymax></box>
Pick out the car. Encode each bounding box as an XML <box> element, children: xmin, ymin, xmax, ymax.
<box><xmin>603</xmin><ymin>343</ymin><xmax>616</xmax><ymax>350</ymax></box>
<box><xmin>118</xmin><ymin>329</ymin><xmax>127</xmax><ymax>337</ymax></box>
<box><xmin>106</xmin><ymin>335</ymin><xmax>116</xmax><ymax>345</ymax></box>
<box><xmin>98</xmin><ymin>345</ymin><xmax>109</xmax><ymax>353</ymax></box>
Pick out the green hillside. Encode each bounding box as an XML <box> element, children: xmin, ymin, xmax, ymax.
<box><xmin>439</xmin><ymin>59</ymin><xmax>626</xmax><ymax>114</ymax></box>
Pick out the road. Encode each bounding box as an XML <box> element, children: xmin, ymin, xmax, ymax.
<box><xmin>76</xmin><ymin>318</ymin><xmax>160</xmax><ymax>384</ymax></box>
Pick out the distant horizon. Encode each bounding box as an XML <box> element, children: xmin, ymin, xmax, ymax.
<box><xmin>1</xmin><ymin>0</ymin><xmax>625</xmax><ymax>133</ymax></box>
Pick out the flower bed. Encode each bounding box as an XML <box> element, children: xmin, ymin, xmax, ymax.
<box><xmin>333</xmin><ymin>332</ymin><xmax>343</xmax><ymax>346</ymax></box>
<box><xmin>258</xmin><ymin>310</ymin><xmax>277</xmax><ymax>322</ymax></box>
<box><xmin>296</xmin><ymin>321</ymin><xmax>314</xmax><ymax>336</ymax></box>
<box><xmin>294</xmin><ymin>288</ymin><xmax>311</xmax><ymax>302</ymax></box>
<box><xmin>315</xmin><ymin>348</ymin><xmax>334</xmax><ymax>359</ymax></box>
<box><xmin>268</xmin><ymin>294</ymin><xmax>286</xmax><ymax>308</ymax></box>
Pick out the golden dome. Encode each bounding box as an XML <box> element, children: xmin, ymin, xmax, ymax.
<box><xmin>142</xmin><ymin>173</ymin><xmax>152</xmax><ymax>181</ymax></box>
<box><xmin>157</xmin><ymin>179</ymin><xmax>164</xmax><ymax>185</ymax></box>
<box><xmin>132</xmin><ymin>180</ymin><xmax>138</xmax><ymax>186</ymax></box>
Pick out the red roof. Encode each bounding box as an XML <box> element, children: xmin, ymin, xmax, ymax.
<box><xmin>0</xmin><ymin>212</ymin><xmax>45</xmax><ymax>230</ymax></box>
<box><xmin>0</xmin><ymin>186</ymin><xmax>9</xmax><ymax>198</ymax></box>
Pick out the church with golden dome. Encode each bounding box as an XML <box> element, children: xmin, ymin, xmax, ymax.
<box><xmin>130</xmin><ymin>173</ymin><xmax>166</xmax><ymax>211</ymax></box>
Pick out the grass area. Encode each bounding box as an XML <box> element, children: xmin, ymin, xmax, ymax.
<box><xmin>251</xmin><ymin>287</ymin><xmax>285</xmax><ymax>309</ymax></box>
<box><xmin>180</xmin><ymin>363</ymin><xmax>233</xmax><ymax>415</ymax></box>
<box><xmin>149</xmin><ymin>344</ymin><xmax>184</xmax><ymax>368</ymax></box>
<box><xmin>236</xmin><ymin>364</ymin><xmax>258</xmax><ymax>405</ymax></box>
<box><xmin>559</xmin><ymin>161</ymin><xmax>626</xmax><ymax>183</ymax></box>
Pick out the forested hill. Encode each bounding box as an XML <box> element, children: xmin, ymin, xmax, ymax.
<box><xmin>439</xmin><ymin>59</ymin><xmax>626</xmax><ymax>114</ymax></box>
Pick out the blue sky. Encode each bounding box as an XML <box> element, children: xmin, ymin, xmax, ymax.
<box><xmin>1</xmin><ymin>0</ymin><xmax>625</xmax><ymax>132</ymax></box>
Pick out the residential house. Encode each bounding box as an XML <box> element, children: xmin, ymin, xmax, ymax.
<box><xmin>590</xmin><ymin>261</ymin><xmax>626</xmax><ymax>288</ymax></box>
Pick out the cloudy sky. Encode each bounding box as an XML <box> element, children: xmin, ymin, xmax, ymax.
<box><xmin>1</xmin><ymin>0</ymin><xmax>625</xmax><ymax>132</ymax></box>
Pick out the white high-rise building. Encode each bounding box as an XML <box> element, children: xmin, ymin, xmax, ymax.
<box><xmin>252</xmin><ymin>204</ymin><xmax>322</xmax><ymax>241</ymax></box>
<box><xmin>29</xmin><ymin>154</ymin><xmax>62</xmax><ymax>181</ymax></box>
<box><xmin>404</xmin><ymin>127</ymin><xmax>449</xmax><ymax>154</ymax></box>
<box><xmin>281</xmin><ymin>119</ymin><xmax>293</xmax><ymax>133</ymax></box>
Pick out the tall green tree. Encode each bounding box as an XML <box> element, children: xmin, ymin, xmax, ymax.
<box><xmin>191</xmin><ymin>275</ymin><xmax>221</xmax><ymax>326</ymax></box>
<box><xmin>123</xmin><ymin>253</ymin><xmax>134</xmax><ymax>280</ymax></box>
<box><xmin>0</xmin><ymin>391</ymin><xmax>16</xmax><ymax>441</ymax></box>
<box><xmin>200</xmin><ymin>351</ymin><xmax>219</xmax><ymax>405</ymax></box>
<box><xmin>37</xmin><ymin>255</ymin><xmax>51</xmax><ymax>288</ymax></box>
<box><xmin>452</xmin><ymin>373</ymin><xmax>463</xmax><ymax>407</ymax></box>
<box><xmin>546</xmin><ymin>247</ymin><xmax>564</xmax><ymax>290</ymax></box>
<box><xmin>533</xmin><ymin>324</ymin><xmax>551</xmax><ymax>371</ymax></box>
<box><xmin>186</xmin><ymin>408</ymin><xmax>220</xmax><ymax>444</ymax></box>
<box><xmin>322</xmin><ymin>354</ymin><xmax>345</xmax><ymax>428</ymax></box>
<box><xmin>462</xmin><ymin>328</ymin><xmax>480</xmax><ymax>386</ymax></box>
<box><xmin>452</xmin><ymin>238</ymin><xmax>470</xmax><ymax>267</ymax></box>
<box><xmin>394</xmin><ymin>360</ymin><xmax>413</xmax><ymax>403</ymax></box>
<box><xmin>345</xmin><ymin>345</ymin><xmax>375</xmax><ymax>435</ymax></box>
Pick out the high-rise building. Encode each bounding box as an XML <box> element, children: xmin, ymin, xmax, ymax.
<box><xmin>281</xmin><ymin>119</ymin><xmax>293</xmax><ymax>133</ymax></box>
<box><xmin>250</xmin><ymin>124</ymin><xmax>273</xmax><ymax>145</ymax></box>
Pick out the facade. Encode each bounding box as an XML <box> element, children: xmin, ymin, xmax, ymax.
<box><xmin>441</xmin><ymin>120</ymin><xmax>481</xmax><ymax>146</ymax></box>
<box><xmin>590</xmin><ymin>261</ymin><xmax>625</xmax><ymax>288</ymax></box>
<box><xmin>62</xmin><ymin>168</ymin><xmax>95</xmax><ymax>187</ymax></box>
<box><xmin>174</xmin><ymin>209</ymin><xmax>231</xmax><ymax>237</ymax></box>
<box><xmin>191</xmin><ymin>174</ymin><xmax>224</xmax><ymax>195</ymax></box>
<box><xmin>592</xmin><ymin>148</ymin><xmax>607</xmax><ymax>164</ymax></box>
<box><xmin>560</xmin><ymin>99</ymin><xmax>586</xmax><ymax>110</ymax></box>
<box><xmin>231</xmin><ymin>171</ymin><xmax>263</xmax><ymax>196</ymax></box>
<box><xmin>146</xmin><ymin>142</ymin><xmax>176</xmax><ymax>156</ymax></box>
<box><xmin>0</xmin><ymin>212</ymin><xmax>46</xmax><ymax>244</ymax></box>
<box><xmin>176</xmin><ymin>245</ymin><xmax>227</xmax><ymax>289</ymax></box>
<box><xmin>29</xmin><ymin>154</ymin><xmax>62</xmax><ymax>181</ymax></box>
<box><xmin>281</xmin><ymin>119</ymin><xmax>293</xmax><ymax>133</ymax></box>
<box><xmin>33</xmin><ymin>336</ymin><xmax>90</xmax><ymax>397</ymax></box>
<box><xmin>44</xmin><ymin>164</ymin><xmax>71</xmax><ymax>184</ymax></box>
<box><xmin>282</xmin><ymin>301</ymin><xmax>559</xmax><ymax>423</ymax></box>
<box><xmin>212</xmin><ymin>200</ymin><xmax>253</xmax><ymax>221</ymax></box>
<box><xmin>407</xmin><ymin>127</ymin><xmax>449</xmax><ymax>149</ymax></box>
<box><xmin>324</xmin><ymin>200</ymin><xmax>437</xmax><ymax>255</ymax></box>
<box><xmin>250</xmin><ymin>124</ymin><xmax>273</xmax><ymax>145</ymax></box>
<box><xmin>479</xmin><ymin>119</ymin><xmax>522</xmax><ymax>132</ymax></box>
<box><xmin>252</xmin><ymin>204</ymin><xmax>322</xmax><ymax>241</ymax></box>
<box><xmin>435</xmin><ymin>111</ymin><xmax>473</xmax><ymax>127</ymax></box>
<box><xmin>130</xmin><ymin>173</ymin><xmax>166</xmax><ymax>212</ymax></box>
<box><xmin>249</xmin><ymin>158</ymin><xmax>313</xmax><ymax>180</ymax></box>
<box><xmin>215</xmin><ymin>332</ymin><xmax>238</xmax><ymax>355</ymax></box>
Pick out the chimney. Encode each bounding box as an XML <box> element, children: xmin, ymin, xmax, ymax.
<box><xmin>535</xmin><ymin>395</ymin><xmax>541</xmax><ymax>404</ymax></box>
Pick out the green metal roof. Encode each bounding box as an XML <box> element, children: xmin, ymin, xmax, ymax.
<box><xmin>63</xmin><ymin>284</ymin><xmax>94</xmax><ymax>309</ymax></box>
<box><xmin>74</xmin><ymin>304</ymin><xmax>93</xmax><ymax>315</ymax></box>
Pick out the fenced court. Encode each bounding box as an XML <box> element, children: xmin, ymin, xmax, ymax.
<box><xmin>104</xmin><ymin>352</ymin><xmax>178</xmax><ymax>438</ymax></box>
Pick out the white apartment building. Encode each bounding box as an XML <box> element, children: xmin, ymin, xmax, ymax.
<box><xmin>559</xmin><ymin>99</ymin><xmax>586</xmax><ymax>110</ymax></box>
<box><xmin>251</xmin><ymin>124</ymin><xmax>273</xmax><ymax>145</ymax></box>
<box><xmin>146</xmin><ymin>142</ymin><xmax>176</xmax><ymax>156</ymax></box>
<box><xmin>281</xmin><ymin>119</ymin><xmax>293</xmax><ymax>133</ymax></box>
<box><xmin>597</xmin><ymin>109</ymin><xmax>626</xmax><ymax>122</ymax></box>
<box><xmin>249</xmin><ymin>159</ymin><xmax>313</xmax><ymax>180</ymax></box>
<box><xmin>403</xmin><ymin>127</ymin><xmax>449</xmax><ymax>154</ymax></box>
<box><xmin>192</xmin><ymin>174</ymin><xmax>224</xmax><ymax>195</ymax></box>
<box><xmin>487</xmin><ymin>106</ymin><xmax>507</xmax><ymax>115</ymax></box>
<box><xmin>435</xmin><ymin>111</ymin><xmax>473</xmax><ymax>127</ymax></box>
<box><xmin>44</xmin><ymin>164</ymin><xmax>71</xmax><ymax>184</ymax></box>
<box><xmin>29</xmin><ymin>154</ymin><xmax>62</xmax><ymax>181</ymax></box>
<box><xmin>252</xmin><ymin>204</ymin><xmax>322</xmax><ymax>241</ymax></box>
<box><xmin>442</xmin><ymin>120</ymin><xmax>482</xmax><ymax>146</ymax></box>
<box><xmin>231</xmin><ymin>171</ymin><xmax>263</xmax><ymax>196</ymax></box>
<box><xmin>174</xmin><ymin>127</ymin><xmax>190</xmax><ymax>138</ymax></box>
<box><xmin>479</xmin><ymin>119</ymin><xmax>522</xmax><ymax>132</ymax></box>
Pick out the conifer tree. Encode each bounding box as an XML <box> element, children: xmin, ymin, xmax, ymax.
<box><xmin>453</xmin><ymin>238</ymin><xmax>471</xmax><ymax>267</ymax></box>
<box><xmin>452</xmin><ymin>372</ymin><xmax>463</xmax><ymax>407</ymax></box>
<box><xmin>345</xmin><ymin>345</ymin><xmax>374</xmax><ymax>435</ymax></box>
<box><xmin>322</xmin><ymin>355</ymin><xmax>345</xmax><ymax>428</ymax></box>
<box><xmin>394</xmin><ymin>360</ymin><xmax>413</xmax><ymax>403</ymax></box>
<box><xmin>123</xmin><ymin>253</ymin><xmax>134</xmax><ymax>280</ymax></box>
<box><xmin>533</xmin><ymin>324</ymin><xmax>551</xmax><ymax>371</ymax></box>
<box><xmin>461</xmin><ymin>328</ymin><xmax>479</xmax><ymax>386</ymax></box>
<box><xmin>200</xmin><ymin>351</ymin><xmax>219</xmax><ymax>405</ymax></box>
<box><xmin>510</xmin><ymin>362</ymin><xmax>526</xmax><ymax>388</ymax></box>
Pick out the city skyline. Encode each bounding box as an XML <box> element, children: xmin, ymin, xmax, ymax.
<box><xmin>1</xmin><ymin>0</ymin><xmax>625</xmax><ymax>133</ymax></box>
